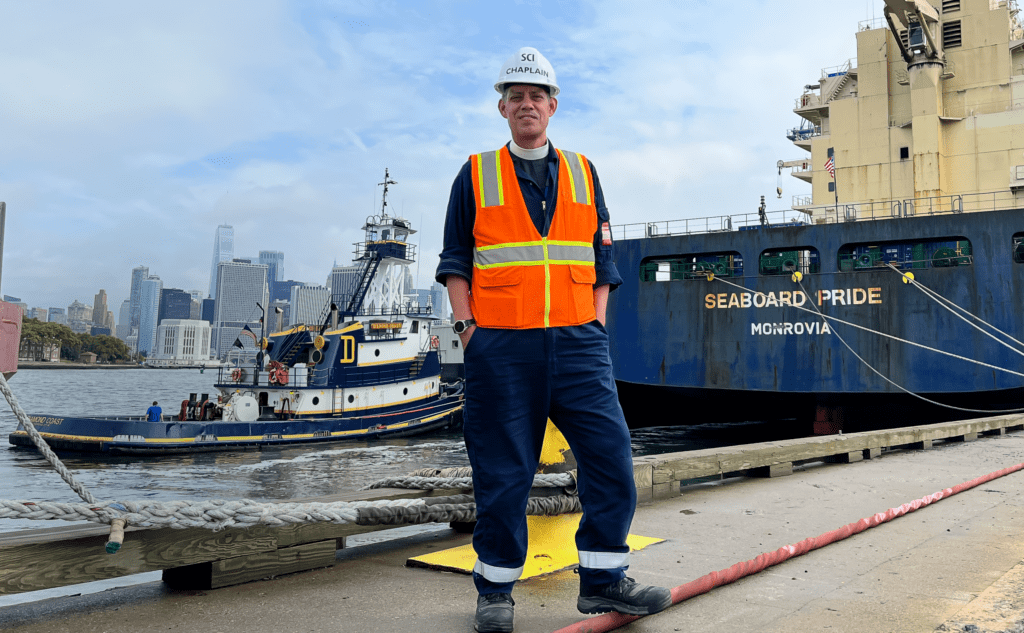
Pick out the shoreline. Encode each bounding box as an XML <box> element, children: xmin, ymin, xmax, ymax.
<box><xmin>18</xmin><ymin>363</ymin><xmax>168</xmax><ymax>370</ymax></box>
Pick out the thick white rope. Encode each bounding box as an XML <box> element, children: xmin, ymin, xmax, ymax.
<box><xmin>363</xmin><ymin>473</ymin><xmax>574</xmax><ymax>491</ymax></box>
<box><xmin>0</xmin><ymin>372</ymin><xmax>580</xmax><ymax>535</ymax></box>
<box><xmin>0</xmin><ymin>373</ymin><xmax>101</xmax><ymax>507</ymax></box>
<box><xmin>885</xmin><ymin>263</ymin><xmax>1024</xmax><ymax>356</ymax></box>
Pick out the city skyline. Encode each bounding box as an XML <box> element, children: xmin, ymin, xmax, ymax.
<box><xmin>0</xmin><ymin>3</ymin><xmax>866</xmax><ymax>314</ymax></box>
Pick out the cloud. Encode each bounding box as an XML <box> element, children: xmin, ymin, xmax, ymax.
<box><xmin>0</xmin><ymin>0</ymin><xmax>867</xmax><ymax>312</ymax></box>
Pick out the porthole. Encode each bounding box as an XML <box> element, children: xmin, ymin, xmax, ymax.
<box><xmin>403</xmin><ymin>388</ymin><xmax>408</xmax><ymax>395</ymax></box>
<box><xmin>374</xmin><ymin>349</ymin><xmax>380</xmax><ymax>357</ymax></box>
<box><xmin>312</xmin><ymin>397</ymin><xmax>319</xmax><ymax>405</ymax></box>
<box><xmin>348</xmin><ymin>395</ymin><xmax>354</xmax><ymax>403</ymax></box>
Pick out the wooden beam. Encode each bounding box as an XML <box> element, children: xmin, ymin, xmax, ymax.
<box><xmin>0</xmin><ymin>414</ymin><xmax>1019</xmax><ymax>596</ymax></box>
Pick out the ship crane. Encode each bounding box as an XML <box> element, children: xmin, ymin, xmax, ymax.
<box><xmin>882</xmin><ymin>0</ymin><xmax>943</xmax><ymax>65</ymax></box>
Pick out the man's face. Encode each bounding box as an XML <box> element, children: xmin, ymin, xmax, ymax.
<box><xmin>498</xmin><ymin>84</ymin><xmax>558</xmax><ymax>146</ymax></box>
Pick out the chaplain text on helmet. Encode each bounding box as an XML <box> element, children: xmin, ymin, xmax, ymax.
<box><xmin>495</xmin><ymin>47</ymin><xmax>560</xmax><ymax>97</ymax></box>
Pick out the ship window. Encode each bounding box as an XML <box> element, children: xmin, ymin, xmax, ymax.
<box><xmin>943</xmin><ymin>20</ymin><xmax>962</xmax><ymax>48</ymax></box>
<box><xmin>410</xmin><ymin>321</ymin><xmax>419</xmax><ymax>333</ymax></box>
<box><xmin>900</xmin><ymin>147</ymin><xmax>909</xmax><ymax>160</ymax></box>
<box><xmin>758</xmin><ymin>248</ymin><xmax>820</xmax><ymax>276</ymax></box>
<box><xmin>942</xmin><ymin>0</ymin><xmax>959</xmax><ymax>13</ymax></box>
<box><xmin>838</xmin><ymin>237</ymin><xmax>972</xmax><ymax>272</ymax></box>
<box><xmin>828</xmin><ymin>182</ymin><xmax>835</xmax><ymax>192</ymax></box>
<box><xmin>639</xmin><ymin>251</ymin><xmax>744</xmax><ymax>282</ymax></box>
<box><xmin>827</xmin><ymin>147</ymin><xmax>834</xmax><ymax>158</ymax></box>
<box><xmin>452</xmin><ymin>340</ymin><xmax>459</xmax><ymax>348</ymax></box>
<box><xmin>1013</xmin><ymin>233</ymin><xmax>1024</xmax><ymax>263</ymax></box>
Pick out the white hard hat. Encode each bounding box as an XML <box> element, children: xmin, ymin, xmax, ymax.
<box><xmin>494</xmin><ymin>47</ymin><xmax>559</xmax><ymax>97</ymax></box>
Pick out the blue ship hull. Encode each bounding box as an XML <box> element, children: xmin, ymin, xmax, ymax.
<box><xmin>606</xmin><ymin>207</ymin><xmax>1024</xmax><ymax>428</ymax></box>
<box><xmin>10</xmin><ymin>394</ymin><xmax>463</xmax><ymax>455</ymax></box>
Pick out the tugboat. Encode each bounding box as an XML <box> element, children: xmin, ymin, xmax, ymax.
<box><xmin>9</xmin><ymin>171</ymin><xmax>464</xmax><ymax>455</ymax></box>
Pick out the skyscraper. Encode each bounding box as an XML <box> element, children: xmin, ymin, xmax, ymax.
<box><xmin>48</xmin><ymin>307</ymin><xmax>66</xmax><ymax>325</ymax></box>
<box><xmin>208</xmin><ymin>225</ymin><xmax>234</xmax><ymax>299</ymax></box>
<box><xmin>138</xmin><ymin>276</ymin><xmax>163</xmax><ymax>355</ymax></box>
<box><xmin>116</xmin><ymin>300</ymin><xmax>131</xmax><ymax>341</ymax></box>
<box><xmin>289</xmin><ymin>284</ymin><xmax>330</xmax><ymax>327</ymax></box>
<box><xmin>159</xmin><ymin>288</ymin><xmax>193</xmax><ymax>322</ymax></box>
<box><xmin>326</xmin><ymin>264</ymin><xmax>361</xmax><ymax>311</ymax></box>
<box><xmin>128</xmin><ymin>265</ymin><xmax>149</xmax><ymax>329</ymax></box>
<box><xmin>212</xmin><ymin>259</ymin><xmax>268</xmax><ymax>360</ymax></box>
<box><xmin>93</xmin><ymin>289</ymin><xmax>109</xmax><ymax>328</ymax></box>
<box><xmin>259</xmin><ymin>251</ymin><xmax>284</xmax><ymax>284</ymax></box>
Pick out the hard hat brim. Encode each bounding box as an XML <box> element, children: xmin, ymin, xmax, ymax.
<box><xmin>494</xmin><ymin>82</ymin><xmax>560</xmax><ymax>98</ymax></box>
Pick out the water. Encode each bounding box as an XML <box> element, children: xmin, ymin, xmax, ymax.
<box><xmin>0</xmin><ymin>369</ymin><xmax>798</xmax><ymax>530</ymax></box>
<box><xmin>0</xmin><ymin>368</ymin><xmax>791</xmax><ymax>607</ymax></box>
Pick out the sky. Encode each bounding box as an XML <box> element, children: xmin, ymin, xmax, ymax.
<box><xmin>0</xmin><ymin>0</ymin><xmax>875</xmax><ymax>317</ymax></box>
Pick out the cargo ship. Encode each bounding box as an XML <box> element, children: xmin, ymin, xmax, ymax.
<box><xmin>9</xmin><ymin>172</ymin><xmax>464</xmax><ymax>455</ymax></box>
<box><xmin>607</xmin><ymin>0</ymin><xmax>1024</xmax><ymax>431</ymax></box>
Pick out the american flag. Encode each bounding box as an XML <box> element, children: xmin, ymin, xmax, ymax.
<box><xmin>824</xmin><ymin>156</ymin><xmax>835</xmax><ymax>178</ymax></box>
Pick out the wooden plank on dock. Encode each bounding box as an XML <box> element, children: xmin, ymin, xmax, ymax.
<box><xmin>0</xmin><ymin>414</ymin><xmax>1019</xmax><ymax>597</ymax></box>
<box><xmin>0</xmin><ymin>486</ymin><xmax>443</xmax><ymax>596</ymax></box>
<box><xmin>164</xmin><ymin>539</ymin><xmax>337</xmax><ymax>590</ymax></box>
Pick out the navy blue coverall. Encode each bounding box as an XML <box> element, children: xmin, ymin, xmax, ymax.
<box><xmin>435</xmin><ymin>141</ymin><xmax>637</xmax><ymax>595</ymax></box>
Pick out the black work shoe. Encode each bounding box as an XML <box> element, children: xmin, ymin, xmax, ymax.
<box><xmin>577</xmin><ymin>577</ymin><xmax>672</xmax><ymax>616</ymax></box>
<box><xmin>474</xmin><ymin>593</ymin><xmax>514</xmax><ymax>633</ymax></box>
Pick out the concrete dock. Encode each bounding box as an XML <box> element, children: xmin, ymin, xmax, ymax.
<box><xmin>2</xmin><ymin>429</ymin><xmax>1023</xmax><ymax>633</ymax></box>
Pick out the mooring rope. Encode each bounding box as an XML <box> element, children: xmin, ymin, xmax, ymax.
<box><xmin>0</xmin><ymin>372</ymin><xmax>580</xmax><ymax>547</ymax></box>
<box><xmin>885</xmin><ymin>263</ymin><xmax>1024</xmax><ymax>357</ymax></box>
<box><xmin>0</xmin><ymin>373</ymin><xmax>101</xmax><ymax>507</ymax></box>
<box><xmin>363</xmin><ymin>473</ymin><xmax>574</xmax><ymax>491</ymax></box>
<box><xmin>709</xmin><ymin>274</ymin><xmax>1024</xmax><ymax>414</ymax></box>
<box><xmin>0</xmin><ymin>492</ymin><xmax>581</xmax><ymax>530</ymax></box>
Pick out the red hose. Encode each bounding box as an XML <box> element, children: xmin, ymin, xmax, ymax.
<box><xmin>552</xmin><ymin>461</ymin><xmax>1024</xmax><ymax>633</ymax></box>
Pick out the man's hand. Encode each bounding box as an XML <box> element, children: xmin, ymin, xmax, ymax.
<box><xmin>446</xmin><ymin>275</ymin><xmax>477</xmax><ymax>347</ymax></box>
<box><xmin>458</xmin><ymin>325</ymin><xmax>476</xmax><ymax>349</ymax></box>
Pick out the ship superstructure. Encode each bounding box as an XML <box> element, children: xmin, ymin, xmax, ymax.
<box><xmin>780</xmin><ymin>0</ymin><xmax>1024</xmax><ymax>221</ymax></box>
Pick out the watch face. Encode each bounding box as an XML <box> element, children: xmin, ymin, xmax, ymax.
<box><xmin>454</xmin><ymin>321</ymin><xmax>466</xmax><ymax>333</ymax></box>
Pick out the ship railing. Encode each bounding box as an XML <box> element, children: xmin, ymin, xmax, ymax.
<box><xmin>613</xmin><ymin>209</ymin><xmax>801</xmax><ymax>241</ymax></box>
<box><xmin>612</xmin><ymin>189</ymin><xmax>1021</xmax><ymax>241</ymax></box>
<box><xmin>858</xmin><ymin>17</ymin><xmax>885</xmax><ymax>31</ymax></box>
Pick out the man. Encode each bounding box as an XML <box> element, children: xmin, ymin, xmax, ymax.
<box><xmin>146</xmin><ymin>401</ymin><xmax>161</xmax><ymax>422</ymax></box>
<box><xmin>436</xmin><ymin>47</ymin><xmax>671</xmax><ymax>633</ymax></box>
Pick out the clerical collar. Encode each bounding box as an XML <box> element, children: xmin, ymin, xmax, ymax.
<box><xmin>509</xmin><ymin>140</ymin><xmax>549</xmax><ymax>160</ymax></box>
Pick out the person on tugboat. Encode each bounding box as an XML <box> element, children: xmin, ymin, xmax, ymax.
<box><xmin>436</xmin><ymin>47</ymin><xmax>672</xmax><ymax>633</ymax></box>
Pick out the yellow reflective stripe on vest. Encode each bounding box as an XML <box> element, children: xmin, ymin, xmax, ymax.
<box><xmin>557</xmin><ymin>149</ymin><xmax>592</xmax><ymax>205</ymax></box>
<box><xmin>476</xmin><ymin>151</ymin><xmax>504</xmax><ymax>208</ymax></box>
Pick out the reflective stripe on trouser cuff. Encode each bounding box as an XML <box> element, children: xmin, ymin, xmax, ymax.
<box><xmin>578</xmin><ymin>550</ymin><xmax>630</xmax><ymax>569</ymax></box>
<box><xmin>474</xmin><ymin>559</ymin><xmax>524</xmax><ymax>583</ymax></box>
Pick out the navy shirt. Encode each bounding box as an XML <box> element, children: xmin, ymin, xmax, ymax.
<box><xmin>435</xmin><ymin>142</ymin><xmax>623</xmax><ymax>290</ymax></box>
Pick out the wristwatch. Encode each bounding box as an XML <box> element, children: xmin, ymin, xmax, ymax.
<box><xmin>453</xmin><ymin>319</ymin><xmax>476</xmax><ymax>334</ymax></box>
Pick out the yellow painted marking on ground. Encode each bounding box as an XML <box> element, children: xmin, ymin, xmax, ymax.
<box><xmin>539</xmin><ymin>419</ymin><xmax>571</xmax><ymax>466</ymax></box>
<box><xmin>408</xmin><ymin>514</ymin><xmax>663</xmax><ymax>578</ymax></box>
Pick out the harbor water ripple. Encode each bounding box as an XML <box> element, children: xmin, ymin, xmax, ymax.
<box><xmin>0</xmin><ymin>369</ymin><xmax>803</xmax><ymax>534</ymax></box>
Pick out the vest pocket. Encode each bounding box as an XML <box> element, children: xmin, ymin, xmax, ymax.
<box><xmin>568</xmin><ymin>265</ymin><xmax>597</xmax><ymax>324</ymax></box>
<box><xmin>474</xmin><ymin>267</ymin><xmax>523</xmax><ymax>327</ymax></box>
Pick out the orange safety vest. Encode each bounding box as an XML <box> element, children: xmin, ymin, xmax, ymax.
<box><xmin>469</xmin><ymin>146</ymin><xmax>597</xmax><ymax>329</ymax></box>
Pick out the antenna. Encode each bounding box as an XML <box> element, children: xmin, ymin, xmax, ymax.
<box><xmin>378</xmin><ymin>168</ymin><xmax>397</xmax><ymax>217</ymax></box>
